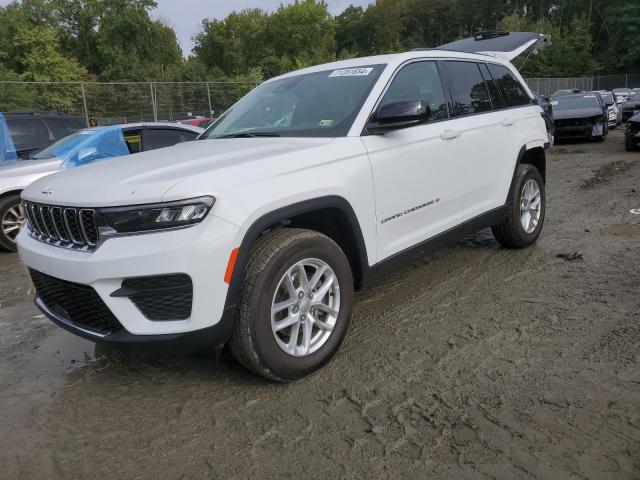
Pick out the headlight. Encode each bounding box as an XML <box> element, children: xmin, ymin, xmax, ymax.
<box><xmin>98</xmin><ymin>196</ymin><xmax>215</xmax><ymax>234</ymax></box>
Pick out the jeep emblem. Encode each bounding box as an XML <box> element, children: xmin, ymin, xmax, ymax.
<box><xmin>41</xmin><ymin>187</ymin><xmax>53</xmax><ymax>196</ymax></box>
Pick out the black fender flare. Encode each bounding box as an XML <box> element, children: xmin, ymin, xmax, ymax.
<box><xmin>507</xmin><ymin>144</ymin><xmax>546</xmax><ymax>202</ymax></box>
<box><xmin>222</xmin><ymin>195</ymin><xmax>370</xmax><ymax>313</ymax></box>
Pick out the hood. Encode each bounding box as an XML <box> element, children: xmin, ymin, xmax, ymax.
<box><xmin>628</xmin><ymin>113</ymin><xmax>640</xmax><ymax>124</ymax></box>
<box><xmin>553</xmin><ymin>107</ymin><xmax>603</xmax><ymax>120</ymax></box>
<box><xmin>621</xmin><ymin>100</ymin><xmax>640</xmax><ymax>110</ymax></box>
<box><xmin>23</xmin><ymin>137</ymin><xmax>334</xmax><ymax>207</ymax></box>
<box><xmin>436</xmin><ymin>31</ymin><xmax>551</xmax><ymax>61</ymax></box>
<box><xmin>0</xmin><ymin>158</ymin><xmax>61</xmax><ymax>194</ymax></box>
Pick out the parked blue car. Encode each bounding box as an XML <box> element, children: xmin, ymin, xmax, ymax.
<box><xmin>0</xmin><ymin>121</ymin><xmax>203</xmax><ymax>251</ymax></box>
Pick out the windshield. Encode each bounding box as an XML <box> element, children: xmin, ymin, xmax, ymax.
<box><xmin>552</xmin><ymin>90</ymin><xmax>575</xmax><ymax>98</ymax></box>
<box><xmin>551</xmin><ymin>95</ymin><xmax>600</xmax><ymax>110</ymax></box>
<box><xmin>600</xmin><ymin>93</ymin><xmax>614</xmax><ymax>104</ymax></box>
<box><xmin>200</xmin><ymin>65</ymin><xmax>385</xmax><ymax>139</ymax></box>
<box><xmin>613</xmin><ymin>88</ymin><xmax>631</xmax><ymax>95</ymax></box>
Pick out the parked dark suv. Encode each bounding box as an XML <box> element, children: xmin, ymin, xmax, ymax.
<box><xmin>3</xmin><ymin>112</ymin><xmax>86</xmax><ymax>158</ymax></box>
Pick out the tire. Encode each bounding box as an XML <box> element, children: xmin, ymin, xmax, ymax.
<box><xmin>229</xmin><ymin>228</ymin><xmax>354</xmax><ymax>382</ymax></box>
<box><xmin>625</xmin><ymin>135</ymin><xmax>637</xmax><ymax>151</ymax></box>
<box><xmin>0</xmin><ymin>194</ymin><xmax>24</xmax><ymax>252</ymax></box>
<box><xmin>492</xmin><ymin>164</ymin><xmax>545</xmax><ymax>249</ymax></box>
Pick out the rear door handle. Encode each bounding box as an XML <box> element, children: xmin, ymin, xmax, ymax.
<box><xmin>502</xmin><ymin>118</ymin><xmax>515</xmax><ymax>127</ymax></box>
<box><xmin>440</xmin><ymin>129</ymin><xmax>461</xmax><ymax>141</ymax></box>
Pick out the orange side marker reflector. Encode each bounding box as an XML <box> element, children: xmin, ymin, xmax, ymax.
<box><xmin>224</xmin><ymin>248</ymin><xmax>240</xmax><ymax>284</ymax></box>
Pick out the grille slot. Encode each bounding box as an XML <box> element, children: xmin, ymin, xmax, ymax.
<box><xmin>23</xmin><ymin>201</ymin><xmax>98</xmax><ymax>251</ymax></box>
<box><xmin>30</xmin><ymin>269</ymin><xmax>123</xmax><ymax>335</ymax></box>
<box><xmin>117</xmin><ymin>274</ymin><xmax>193</xmax><ymax>321</ymax></box>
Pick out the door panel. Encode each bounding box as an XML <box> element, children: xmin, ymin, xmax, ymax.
<box><xmin>362</xmin><ymin>60</ymin><xmax>465</xmax><ymax>261</ymax></box>
<box><xmin>442</xmin><ymin>60</ymin><xmax>510</xmax><ymax>220</ymax></box>
<box><xmin>464</xmin><ymin>63</ymin><xmax>538</xmax><ymax>217</ymax></box>
<box><xmin>363</xmin><ymin>121</ymin><xmax>467</xmax><ymax>260</ymax></box>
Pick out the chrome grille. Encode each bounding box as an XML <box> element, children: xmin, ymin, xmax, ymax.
<box><xmin>23</xmin><ymin>201</ymin><xmax>98</xmax><ymax>251</ymax></box>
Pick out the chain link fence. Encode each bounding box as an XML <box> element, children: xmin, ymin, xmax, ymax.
<box><xmin>1</xmin><ymin>74</ymin><xmax>638</xmax><ymax>126</ymax></box>
<box><xmin>525</xmin><ymin>74</ymin><xmax>640</xmax><ymax>97</ymax></box>
<box><xmin>0</xmin><ymin>81</ymin><xmax>258</xmax><ymax>126</ymax></box>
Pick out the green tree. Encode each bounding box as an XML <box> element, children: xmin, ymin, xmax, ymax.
<box><xmin>598</xmin><ymin>0</ymin><xmax>640</xmax><ymax>74</ymax></box>
<box><xmin>502</xmin><ymin>14</ymin><xmax>599</xmax><ymax>77</ymax></box>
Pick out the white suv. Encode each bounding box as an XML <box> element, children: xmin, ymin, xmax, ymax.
<box><xmin>18</xmin><ymin>32</ymin><xmax>550</xmax><ymax>381</ymax></box>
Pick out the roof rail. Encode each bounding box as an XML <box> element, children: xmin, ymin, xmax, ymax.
<box><xmin>473</xmin><ymin>30</ymin><xmax>509</xmax><ymax>41</ymax></box>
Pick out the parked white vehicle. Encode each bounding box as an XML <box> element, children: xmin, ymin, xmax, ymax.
<box><xmin>18</xmin><ymin>32</ymin><xmax>550</xmax><ymax>381</ymax></box>
<box><xmin>595</xmin><ymin>91</ymin><xmax>620</xmax><ymax>127</ymax></box>
<box><xmin>0</xmin><ymin>122</ymin><xmax>202</xmax><ymax>251</ymax></box>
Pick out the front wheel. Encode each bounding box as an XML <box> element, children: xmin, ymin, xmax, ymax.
<box><xmin>0</xmin><ymin>194</ymin><xmax>25</xmax><ymax>252</ymax></box>
<box><xmin>492</xmin><ymin>164</ymin><xmax>545</xmax><ymax>249</ymax></box>
<box><xmin>229</xmin><ymin>228</ymin><xmax>354</xmax><ymax>382</ymax></box>
<box><xmin>625</xmin><ymin>135</ymin><xmax>638</xmax><ymax>151</ymax></box>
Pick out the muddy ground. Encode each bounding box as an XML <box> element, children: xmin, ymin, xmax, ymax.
<box><xmin>0</xmin><ymin>130</ymin><xmax>639</xmax><ymax>480</ymax></box>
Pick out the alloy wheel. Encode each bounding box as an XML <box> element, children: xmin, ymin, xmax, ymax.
<box><xmin>271</xmin><ymin>258</ymin><xmax>340</xmax><ymax>357</ymax></box>
<box><xmin>2</xmin><ymin>203</ymin><xmax>26</xmax><ymax>243</ymax></box>
<box><xmin>520</xmin><ymin>179</ymin><xmax>541</xmax><ymax>234</ymax></box>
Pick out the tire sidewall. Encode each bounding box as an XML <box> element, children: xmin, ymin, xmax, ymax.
<box><xmin>509</xmin><ymin>165</ymin><xmax>545</xmax><ymax>245</ymax></box>
<box><xmin>0</xmin><ymin>195</ymin><xmax>22</xmax><ymax>251</ymax></box>
<box><xmin>245</xmin><ymin>235</ymin><xmax>353</xmax><ymax>380</ymax></box>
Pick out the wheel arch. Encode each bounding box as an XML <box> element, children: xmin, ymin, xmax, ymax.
<box><xmin>519</xmin><ymin>145</ymin><xmax>546</xmax><ymax>182</ymax></box>
<box><xmin>223</xmin><ymin>196</ymin><xmax>370</xmax><ymax>311</ymax></box>
<box><xmin>0</xmin><ymin>189</ymin><xmax>24</xmax><ymax>200</ymax></box>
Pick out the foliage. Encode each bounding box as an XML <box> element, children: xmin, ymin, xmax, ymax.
<box><xmin>194</xmin><ymin>1</ymin><xmax>336</xmax><ymax>78</ymax></box>
<box><xmin>0</xmin><ymin>0</ymin><xmax>639</xmax><ymax>94</ymax></box>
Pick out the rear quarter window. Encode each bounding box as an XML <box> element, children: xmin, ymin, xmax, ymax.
<box><xmin>486</xmin><ymin>64</ymin><xmax>531</xmax><ymax>108</ymax></box>
<box><xmin>143</xmin><ymin>129</ymin><xmax>198</xmax><ymax>151</ymax></box>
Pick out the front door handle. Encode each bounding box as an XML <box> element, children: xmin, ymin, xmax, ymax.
<box><xmin>440</xmin><ymin>129</ymin><xmax>461</xmax><ymax>141</ymax></box>
<box><xmin>502</xmin><ymin>118</ymin><xmax>515</xmax><ymax>127</ymax></box>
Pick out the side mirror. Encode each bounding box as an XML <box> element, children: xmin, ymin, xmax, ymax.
<box><xmin>76</xmin><ymin>147</ymin><xmax>99</xmax><ymax>165</ymax></box>
<box><xmin>367</xmin><ymin>100</ymin><xmax>430</xmax><ymax>134</ymax></box>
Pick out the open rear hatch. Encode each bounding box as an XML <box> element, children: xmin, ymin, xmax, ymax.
<box><xmin>434</xmin><ymin>31</ymin><xmax>551</xmax><ymax>61</ymax></box>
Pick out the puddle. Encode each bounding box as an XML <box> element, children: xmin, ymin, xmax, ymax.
<box><xmin>29</xmin><ymin>328</ymin><xmax>97</xmax><ymax>373</ymax></box>
<box><xmin>606</xmin><ymin>224</ymin><xmax>640</xmax><ymax>237</ymax></box>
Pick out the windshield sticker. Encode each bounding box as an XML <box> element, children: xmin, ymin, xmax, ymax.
<box><xmin>551</xmin><ymin>101</ymin><xmax>559</xmax><ymax>105</ymax></box>
<box><xmin>583</xmin><ymin>95</ymin><xmax>596</xmax><ymax>98</ymax></box>
<box><xmin>318</xmin><ymin>120</ymin><xmax>334</xmax><ymax>127</ymax></box>
<box><xmin>329</xmin><ymin>67</ymin><xmax>373</xmax><ymax>78</ymax></box>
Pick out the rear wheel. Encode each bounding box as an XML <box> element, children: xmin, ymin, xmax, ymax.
<box><xmin>229</xmin><ymin>228</ymin><xmax>354</xmax><ymax>382</ymax></box>
<box><xmin>0</xmin><ymin>194</ymin><xmax>25</xmax><ymax>252</ymax></box>
<box><xmin>492</xmin><ymin>164</ymin><xmax>545</xmax><ymax>249</ymax></box>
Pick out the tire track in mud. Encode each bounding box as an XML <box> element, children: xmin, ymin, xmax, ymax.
<box><xmin>2</xmin><ymin>132</ymin><xmax>640</xmax><ymax>479</ymax></box>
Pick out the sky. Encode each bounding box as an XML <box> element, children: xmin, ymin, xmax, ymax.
<box><xmin>153</xmin><ymin>0</ymin><xmax>374</xmax><ymax>56</ymax></box>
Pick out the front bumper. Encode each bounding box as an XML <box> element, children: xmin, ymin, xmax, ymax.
<box><xmin>18</xmin><ymin>214</ymin><xmax>241</xmax><ymax>347</ymax></box>
<box><xmin>626</xmin><ymin>130</ymin><xmax>640</xmax><ymax>147</ymax></box>
<box><xmin>554</xmin><ymin>121</ymin><xmax>604</xmax><ymax>139</ymax></box>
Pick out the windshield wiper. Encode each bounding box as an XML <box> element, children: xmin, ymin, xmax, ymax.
<box><xmin>216</xmin><ymin>131</ymin><xmax>281</xmax><ymax>139</ymax></box>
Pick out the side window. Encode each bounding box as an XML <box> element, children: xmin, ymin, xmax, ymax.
<box><xmin>381</xmin><ymin>61</ymin><xmax>448</xmax><ymax>121</ymax></box>
<box><xmin>143</xmin><ymin>129</ymin><xmax>198</xmax><ymax>151</ymax></box>
<box><xmin>46</xmin><ymin>118</ymin><xmax>81</xmax><ymax>140</ymax></box>
<box><xmin>123</xmin><ymin>130</ymin><xmax>142</xmax><ymax>154</ymax></box>
<box><xmin>486</xmin><ymin>64</ymin><xmax>531</xmax><ymax>107</ymax></box>
<box><xmin>479</xmin><ymin>63</ymin><xmax>504</xmax><ymax>109</ymax></box>
<box><xmin>5</xmin><ymin>118</ymin><xmax>50</xmax><ymax>146</ymax></box>
<box><xmin>444</xmin><ymin>61</ymin><xmax>492</xmax><ymax>116</ymax></box>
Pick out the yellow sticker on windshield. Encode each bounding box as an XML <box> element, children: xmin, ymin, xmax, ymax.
<box><xmin>319</xmin><ymin>120</ymin><xmax>334</xmax><ymax>127</ymax></box>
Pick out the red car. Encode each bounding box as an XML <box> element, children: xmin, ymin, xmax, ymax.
<box><xmin>178</xmin><ymin>117</ymin><xmax>214</xmax><ymax>129</ymax></box>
